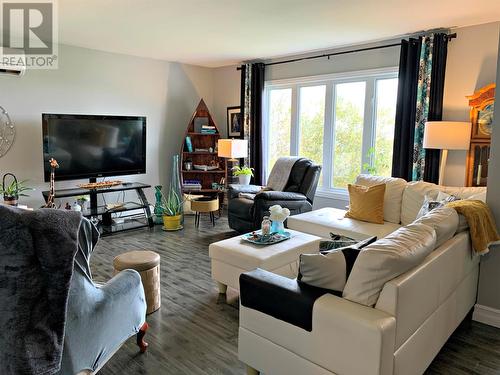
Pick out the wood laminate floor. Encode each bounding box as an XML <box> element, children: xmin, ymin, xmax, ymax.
<box><xmin>90</xmin><ymin>214</ymin><xmax>500</xmax><ymax>375</ymax></box>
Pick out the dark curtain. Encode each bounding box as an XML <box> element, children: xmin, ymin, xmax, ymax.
<box><xmin>240</xmin><ymin>62</ymin><xmax>265</xmax><ymax>185</ymax></box>
<box><xmin>391</xmin><ymin>33</ymin><xmax>449</xmax><ymax>182</ymax></box>
<box><xmin>391</xmin><ymin>38</ymin><xmax>421</xmax><ymax>181</ymax></box>
<box><xmin>423</xmin><ymin>33</ymin><xmax>449</xmax><ymax>183</ymax></box>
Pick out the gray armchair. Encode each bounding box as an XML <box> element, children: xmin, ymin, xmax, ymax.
<box><xmin>60</xmin><ymin>218</ymin><xmax>148</xmax><ymax>375</ymax></box>
<box><xmin>228</xmin><ymin>158</ymin><xmax>321</xmax><ymax>233</ymax></box>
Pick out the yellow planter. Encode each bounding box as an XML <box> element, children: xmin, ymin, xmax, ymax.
<box><xmin>162</xmin><ymin>214</ymin><xmax>183</xmax><ymax>231</ymax></box>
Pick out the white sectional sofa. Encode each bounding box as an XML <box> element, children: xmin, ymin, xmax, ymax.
<box><xmin>238</xmin><ymin>176</ymin><xmax>486</xmax><ymax>375</ymax></box>
<box><xmin>287</xmin><ymin>175</ymin><xmax>486</xmax><ymax>240</ymax></box>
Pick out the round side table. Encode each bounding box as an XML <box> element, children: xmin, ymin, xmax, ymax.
<box><xmin>113</xmin><ymin>250</ymin><xmax>161</xmax><ymax>314</ymax></box>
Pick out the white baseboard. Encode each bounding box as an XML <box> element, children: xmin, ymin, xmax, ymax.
<box><xmin>473</xmin><ymin>304</ymin><xmax>500</xmax><ymax>328</ymax></box>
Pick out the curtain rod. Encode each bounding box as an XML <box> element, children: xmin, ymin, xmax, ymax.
<box><xmin>237</xmin><ymin>33</ymin><xmax>457</xmax><ymax>70</ymax></box>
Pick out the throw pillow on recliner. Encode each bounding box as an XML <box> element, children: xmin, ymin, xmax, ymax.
<box><xmin>297</xmin><ymin>236</ymin><xmax>377</xmax><ymax>293</ymax></box>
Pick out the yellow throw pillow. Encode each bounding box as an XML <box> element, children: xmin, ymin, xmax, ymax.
<box><xmin>345</xmin><ymin>183</ymin><xmax>386</xmax><ymax>224</ymax></box>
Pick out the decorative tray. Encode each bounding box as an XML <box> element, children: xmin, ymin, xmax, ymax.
<box><xmin>241</xmin><ymin>230</ymin><xmax>291</xmax><ymax>245</ymax></box>
<box><xmin>78</xmin><ymin>180</ymin><xmax>123</xmax><ymax>190</ymax></box>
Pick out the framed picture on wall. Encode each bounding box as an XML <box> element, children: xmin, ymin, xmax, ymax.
<box><xmin>227</xmin><ymin>106</ymin><xmax>242</xmax><ymax>137</ymax></box>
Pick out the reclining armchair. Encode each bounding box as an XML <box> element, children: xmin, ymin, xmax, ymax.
<box><xmin>228</xmin><ymin>158</ymin><xmax>321</xmax><ymax>233</ymax></box>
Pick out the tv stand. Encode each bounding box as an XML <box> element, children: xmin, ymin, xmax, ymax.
<box><xmin>42</xmin><ymin>182</ymin><xmax>154</xmax><ymax>236</ymax></box>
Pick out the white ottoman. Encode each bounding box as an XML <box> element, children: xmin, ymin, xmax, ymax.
<box><xmin>209</xmin><ymin>229</ymin><xmax>321</xmax><ymax>293</ymax></box>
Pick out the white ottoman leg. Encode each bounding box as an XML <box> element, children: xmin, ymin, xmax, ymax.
<box><xmin>216</xmin><ymin>281</ymin><xmax>227</xmax><ymax>294</ymax></box>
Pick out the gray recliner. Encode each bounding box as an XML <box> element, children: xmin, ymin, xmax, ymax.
<box><xmin>228</xmin><ymin>158</ymin><xmax>321</xmax><ymax>233</ymax></box>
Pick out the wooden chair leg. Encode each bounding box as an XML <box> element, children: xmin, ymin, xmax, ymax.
<box><xmin>137</xmin><ymin>322</ymin><xmax>149</xmax><ymax>353</ymax></box>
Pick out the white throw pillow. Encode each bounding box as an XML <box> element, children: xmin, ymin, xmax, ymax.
<box><xmin>441</xmin><ymin>186</ymin><xmax>486</xmax><ymax>200</ymax></box>
<box><xmin>343</xmin><ymin>223</ymin><xmax>437</xmax><ymax>307</ymax></box>
<box><xmin>414</xmin><ymin>207</ymin><xmax>459</xmax><ymax>248</ymax></box>
<box><xmin>355</xmin><ymin>175</ymin><xmax>407</xmax><ymax>224</ymax></box>
<box><xmin>401</xmin><ymin>181</ymin><xmax>440</xmax><ymax>225</ymax></box>
<box><xmin>467</xmin><ymin>191</ymin><xmax>487</xmax><ymax>202</ymax></box>
<box><xmin>298</xmin><ymin>248</ymin><xmax>359</xmax><ymax>292</ymax></box>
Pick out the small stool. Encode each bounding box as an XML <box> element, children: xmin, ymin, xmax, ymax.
<box><xmin>191</xmin><ymin>197</ymin><xmax>219</xmax><ymax>228</ymax></box>
<box><xmin>113</xmin><ymin>250</ymin><xmax>161</xmax><ymax>314</ymax></box>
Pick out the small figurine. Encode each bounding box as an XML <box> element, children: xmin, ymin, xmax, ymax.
<box><xmin>65</xmin><ymin>202</ymin><xmax>71</xmax><ymax>210</ymax></box>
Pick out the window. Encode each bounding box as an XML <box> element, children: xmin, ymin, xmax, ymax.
<box><xmin>267</xmin><ymin>88</ymin><xmax>292</xmax><ymax>173</ymax></box>
<box><xmin>264</xmin><ymin>68</ymin><xmax>398</xmax><ymax>195</ymax></box>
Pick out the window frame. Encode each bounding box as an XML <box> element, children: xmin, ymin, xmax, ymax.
<box><xmin>263</xmin><ymin>67</ymin><xmax>398</xmax><ymax>200</ymax></box>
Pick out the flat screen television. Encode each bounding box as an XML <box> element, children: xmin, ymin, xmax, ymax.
<box><xmin>42</xmin><ymin>113</ymin><xmax>146</xmax><ymax>182</ymax></box>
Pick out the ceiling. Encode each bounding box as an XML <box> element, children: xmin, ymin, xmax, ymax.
<box><xmin>55</xmin><ymin>0</ymin><xmax>500</xmax><ymax>67</ymax></box>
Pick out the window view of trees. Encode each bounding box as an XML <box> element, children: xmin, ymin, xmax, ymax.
<box><xmin>299</xmin><ymin>85</ymin><xmax>325</xmax><ymax>184</ymax></box>
<box><xmin>265</xmin><ymin>71</ymin><xmax>398</xmax><ymax>192</ymax></box>
<box><xmin>373</xmin><ymin>78</ymin><xmax>398</xmax><ymax>177</ymax></box>
<box><xmin>332</xmin><ymin>82</ymin><xmax>365</xmax><ymax>188</ymax></box>
<box><xmin>267</xmin><ymin>88</ymin><xmax>292</xmax><ymax>173</ymax></box>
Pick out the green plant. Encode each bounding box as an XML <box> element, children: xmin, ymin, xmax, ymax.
<box><xmin>232</xmin><ymin>165</ymin><xmax>254</xmax><ymax>177</ymax></box>
<box><xmin>1</xmin><ymin>179</ymin><xmax>32</xmax><ymax>199</ymax></box>
<box><xmin>160</xmin><ymin>188</ymin><xmax>183</xmax><ymax>216</ymax></box>
<box><xmin>362</xmin><ymin>147</ymin><xmax>378</xmax><ymax>175</ymax></box>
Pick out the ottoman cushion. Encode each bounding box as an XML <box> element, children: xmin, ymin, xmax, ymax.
<box><xmin>209</xmin><ymin>230</ymin><xmax>321</xmax><ymax>271</ymax></box>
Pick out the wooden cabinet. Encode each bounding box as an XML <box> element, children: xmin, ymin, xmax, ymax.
<box><xmin>465</xmin><ymin>83</ymin><xmax>495</xmax><ymax>187</ymax></box>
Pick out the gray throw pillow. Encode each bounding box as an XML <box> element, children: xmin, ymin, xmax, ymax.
<box><xmin>298</xmin><ymin>236</ymin><xmax>377</xmax><ymax>293</ymax></box>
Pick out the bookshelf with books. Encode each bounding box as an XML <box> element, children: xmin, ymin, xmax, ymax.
<box><xmin>180</xmin><ymin>99</ymin><xmax>226</xmax><ymax>204</ymax></box>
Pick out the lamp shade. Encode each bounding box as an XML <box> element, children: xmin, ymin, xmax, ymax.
<box><xmin>217</xmin><ymin>139</ymin><xmax>248</xmax><ymax>158</ymax></box>
<box><xmin>423</xmin><ymin>121</ymin><xmax>472</xmax><ymax>150</ymax></box>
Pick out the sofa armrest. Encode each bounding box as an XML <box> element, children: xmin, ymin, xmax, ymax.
<box><xmin>254</xmin><ymin>191</ymin><xmax>307</xmax><ymax>201</ymax></box>
<box><xmin>239</xmin><ymin>269</ymin><xmax>396</xmax><ymax>375</ymax></box>
<box><xmin>240</xmin><ymin>269</ymin><xmax>334</xmax><ymax>332</ymax></box>
<box><xmin>228</xmin><ymin>184</ymin><xmax>263</xmax><ymax>199</ymax></box>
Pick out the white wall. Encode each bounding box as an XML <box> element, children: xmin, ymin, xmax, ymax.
<box><xmin>0</xmin><ymin>44</ymin><xmax>214</xmax><ymax>208</ymax></box>
<box><xmin>442</xmin><ymin>22</ymin><xmax>500</xmax><ymax>186</ymax></box>
<box><xmin>213</xmin><ymin>65</ymin><xmax>241</xmax><ymax>138</ymax></box>
<box><xmin>477</xmin><ymin>30</ymin><xmax>500</xmax><ymax>313</ymax></box>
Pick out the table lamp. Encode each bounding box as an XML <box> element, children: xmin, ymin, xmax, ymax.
<box><xmin>218</xmin><ymin>139</ymin><xmax>248</xmax><ymax>184</ymax></box>
<box><xmin>423</xmin><ymin>121</ymin><xmax>471</xmax><ymax>185</ymax></box>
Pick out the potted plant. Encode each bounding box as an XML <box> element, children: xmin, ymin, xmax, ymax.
<box><xmin>76</xmin><ymin>195</ymin><xmax>90</xmax><ymax>211</ymax></box>
<box><xmin>160</xmin><ymin>188</ymin><xmax>184</xmax><ymax>231</ymax></box>
<box><xmin>1</xmin><ymin>174</ymin><xmax>32</xmax><ymax>206</ymax></box>
<box><xmin>232</xmin><ymin>165</ymin><xmax>254</xmax><ymax>185</ymax></box>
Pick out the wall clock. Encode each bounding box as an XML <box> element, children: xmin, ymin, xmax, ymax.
<box><xmin>0</xmin><ymin>106</ymin><xmax>15</xmax><ymax>157</ymax></box>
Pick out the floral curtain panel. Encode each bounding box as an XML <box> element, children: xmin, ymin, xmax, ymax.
<box><xmin>392</xmin><ymin>33</ymin><xmax>449</xmax><ymax>182</ymax></box>
<box><xmin>412</xmin><ymin>35</ymin><xmax>434</xmax><ymax>181</ymax></box>
<box><xmin>240</xmin><ymin>62</ymin><xmax>265</xmax><ymax>185</ymax></box>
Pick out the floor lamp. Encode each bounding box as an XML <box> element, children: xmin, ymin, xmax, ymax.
<box><xmin>217</xmin><ymin>139</ymin><xmax>248</xmax><ymax>185</ymax></box>
<box><xmin>423</xmin><ymin>121</ymin><xmax>471</xmax><ymax>185</ymax></box>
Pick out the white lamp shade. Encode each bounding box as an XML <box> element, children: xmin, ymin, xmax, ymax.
<box><xmin>217</xmin><ymin>139</ymin><xmax>248</xmax><ymax>158</ymax></box>
<box><xmin>423</xmin><ymin>121</ymin><xmax>472</xmax><ymax>150</ymax></box>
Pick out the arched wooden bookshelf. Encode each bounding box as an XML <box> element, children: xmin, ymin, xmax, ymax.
<box><xmin>180</xmin><ymin>99</ymin><xmax>226</xmax><ymax>201</ymax></box>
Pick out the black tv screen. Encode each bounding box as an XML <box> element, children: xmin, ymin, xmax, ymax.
<box><xmin>42</xmin><ymin>114</ymin><xmax>146</xmax><ymax>182</ymax></box>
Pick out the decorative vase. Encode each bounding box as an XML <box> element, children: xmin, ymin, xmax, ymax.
<box><xmin>271</xmin><ymin>220</ymin><xmax>285</xmax><ymax>234</ymax></box>
<box><xmin>170</xmin><ymin>155</ymin><xmax>184</xmax><ymax>225</ymax></box>
<box><xmin>239</xmin><ymin>174</ymin><xmax>251</xmax><ymax>185</ymax></box>
<box><xmin>162</xmin><ymin>214</ymin><xmax>183</xmax><ymax>231</ymax></box>
<box><xmin>153</xmin><ymin>185</ymin><xmax>164</xmax><ymax>224</ymax></box>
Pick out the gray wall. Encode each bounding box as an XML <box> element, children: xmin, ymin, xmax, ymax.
<box><xmin>0</xmin><ymin>44</ymin><xmax>214</xmax><ymax>207</ymax></box>
<box><xmin>442</xmin><ymin>22</ymin><xmax>500</xmax><ymax>186</ymax></box>
<box><xmin>478</xmin><ymin>30</ymin><xmax>500</xmax><ymax>311</ymax></box>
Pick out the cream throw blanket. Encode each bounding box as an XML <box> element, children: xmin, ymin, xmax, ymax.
<box><xmin>266</xmin><ymin>157</ymin><xmax>301</xmax><ymax>191</ymax></box>
<box><xmin>447</xmin><ymin>200</ymin><xmax>500</xmax><ymax>255</ymax></box>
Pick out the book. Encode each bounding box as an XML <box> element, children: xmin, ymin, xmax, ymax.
<box><xmin>185</xmin><ymin>136</ymin><xmax>193</xmax><ymax>152</ymax></box>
